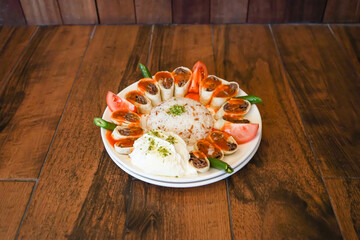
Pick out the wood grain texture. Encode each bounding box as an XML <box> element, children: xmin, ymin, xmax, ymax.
<box><xmin>148</xmin><ymin>25</ymin><xmax>215</xmax><ymax>72</ymax></box>
<box><xmin>135</xmin><ymin>0</ymin><xmax>171</xmax><ymax>24</ymax></box>
<box><xmin>0</xmin><ymin>26</ymin><xmax>36</xmax><ymax>86</ymax></box>
<box><xmin>20</xmin><ymin>0</ymin><xmax>62</xmax><ymax>25</ymax></box>
<box><xmin>58</xmin><ymin>0</ymin><xmax>98</xmax><ymax>24</ymax></box>
<box><xmin>331</xmin><ymin>25</ymin><xmax>360</xmax><ymax>75</ymax></box>
<box><xmin>0</xmin><ymin>181</ymin><xmax>34</xmax><ymax>240</ymax></box>
<box><xmin>212</xmin><ymin>25</ymin><xmax>341</xmax><ymax>238</ymax></box>
<box><xmin>272</xmin><ymin>25</ymin><xmax>360</xmax><ymax>178</ymax></box>
<box><xmin>18</xmin><ymin>25</ymin><xmax>152</xmax><ymax>239</ymax></box>
<box><xmin>325</xmin><ymin>179</ymin><xmax>360</xmax><ymax>240</ymax></box>
<box><xmin>173</xmin><ymin>0</ymin><xmax>210</xmax><ymax>24</ymax></box>
<box><xmin>211</xmin><ymin>0</ymin><xmax>248</xmax><ymax>23</ymax></box>
<box><xmin>0</xmin><ymin>26</ymin><xmax>92</xmax><ymax>179</ymax></box>
<box><xmin>122</xmin><ymin>24</ymin><xmax>230</xmax><ymax>239</ymax></box>
<box><xmin>324</xmin><ymin>0</ymin><xmax>360</xmax><ymax>23</ymax></box>
<box><xmin>97</xmin><ymin>0</ymin><xmax>135</xmax><ymax>24</ymax></box>
<box><xmin>0</xmin><ymin>0</ymin><xmax>26</xmax><ymax>25</ymax></box>
<box><xmin>124</xmin><ymin>181</ymin><xmax>231</xmax><ymax>239</ymax></box>
<box><xmin>247</xmin><ymin>0</ymin><xmax>327</xmax><ymax>23</ymax></box>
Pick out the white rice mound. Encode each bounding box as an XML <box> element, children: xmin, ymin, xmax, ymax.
<box><xmin>146</xmin><ymin>97</ymin><xmax>214</xmax><ymax>145</ymax></box>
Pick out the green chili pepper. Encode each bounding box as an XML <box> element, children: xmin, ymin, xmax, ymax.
<box><xmin>234</xmin><ymin>95</ymin><xmax>263</xmax><ymax>104</ymax></box>
<box><xmin>139</xmin><ymin>63</ymin><xmax>152</xmax><ymax>78</ymax></box>
<box><xmin>208</xmin><ymin>157</ymin><xmax>234</xmax><ymax>173</ymax></box>
<box><xmin>93</xmin><ymin>118</ymin><xmax>117</xmax><ymax>131</ymax></box>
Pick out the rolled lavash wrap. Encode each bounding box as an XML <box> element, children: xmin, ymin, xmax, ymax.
<box><xmin>172</xmin><ymin>66</ymin><xmax>192</xmax><ymax>97</ymax></box>
<box><xmin>210</xmin><ymin>82</ymin><xmax>239</xmax><ymax>110</ymax></box>
<box><xmin>154</xmin><ymin>71</ymin><xmax>174</xmax><ymax>101</ymax></box>
<box><xmin>112</xmin><ymin>125</ymin><xmax>143</xmax><ymax>154</ymax></box>
<box><xmin>114</xmin><ymin>138</ymin><xmax>138</xmax><ymax>154</ymax></box>
<box><xmin>111</xmin><ymin>110</ymin><xmax>141</xmax><ymax>126</ymax></box>
<box><xmin>189</xmin><ymin>151</ymin><xmax>210</xmax><ymax>173</ymax></box>
<box><xmin>214</xmin><ymin>98</ymin><xmax>251</xmax><ymax>120</ymax></box>
<box><xmin>195</xmin><ymin>139</ymin><xmax>224</xmax><ymax>160</ymax></box>
<box><xmin>208</xmin><ymin>130</ymin><xmax>238</xmax><ymax>155</ymax></box>
<box><xmin>111</xmin><ymin>125</ymin><xmax>144</xmax><ymax>140</ymax></box>
<box><xmin>199</xmin><ymin>75</ymin><xmax>222</xmax><ymax>105</ymax></box>
<box><xmin>125</xmin><ymin>90</ymin><xmax>152</xmax><ymax>114</ymax></box>
<box><xmin>214</xmin><ymin>118</ymin><xmax>250</xmax><ymax>130</ymax></box>
<box><xmin>137</xmin><ymin>78</ymin><xmax>162</xmax><ymax>106</ymax></box>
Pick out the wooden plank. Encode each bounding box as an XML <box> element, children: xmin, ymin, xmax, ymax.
<box><xmin>97</xmin><ymin>0</ymin><xmax>135</xmax><ymax>24</ymax></box>
<box><xmin>0</xmin><ymin>181</ymin><xmax>34</xmax><ymax>240</ymax></box>
<box><xmin>173</xmin><ymin>0</ymin><xmax>210</xmax><ymax>24</ymax></box>
<box><xmin>134</xmin><ymin>0</ymin><xmax>171</xmax><ymax>24</ymax></box>
<box><xmin>122</xmin><ymin>25</ymin><xmax>231</xmax><ymax>239</ymax></box>
<box><xmin>125</xmin><ymin>181</ymin><xmax>231</xmax><ymax>239</ymax></box>
<box><xmin>212</xmin><ymin>25</ymin><xmax>341</xmax><ymax>238</ymax></box>
<box><xmin>211</xmin><ymin>0</ymin><xmax>248</xmax><ymax>23</ymax></box>
<box><xmin>0</xmin><ymin>26</ymin><xmax>92</xmax><ymax>179</ymax></box>
<box><xmin>247</xmin><ymin>0</ymin><xmax>327</xmax><ymax>23</ymax></box>
<box><xmin>325</xmin><ymin>179</ymin><xmax>360</xmax><ymax>240</ymax></box>
<box><xmin>324</xmin><ymin>0</ymin><xmax>360</xmax><ymax>23</ymax></box>
<box><xmin>330</xmin><ymin>25</ymin><xmax>360</xmax><ymax>75</ymax></box>
<box><xmin>148</xmin><ymin>25</ymin><xmax>215</xmax><ymax>71</ymax></box>
<box><xmin>58</xmin><ymin>0</ymin><xmax>98</xmax><ymax>24</ymax></box>
<box><xmin>18</xmin><ymin>25</ymin><xmax>152</xmax><ymax>238</ymax></box>
<box><xmin>0</xmin><ymin>26</ymin><xmax>36</xmax><ymax>86</ymax></box>
<box><xmin>0</xmin><ymin>0</ymin><xmax>26</xmax><ymax>25</ymax></box>
<box><xmin>272</xmin><ymin>25</ymin><xmax>360</xmax><ymax>178</ymax></box>
<box><xmin>20</xmin><ymin>0</ymin><xmax>62</xmax><ymax>25</ymax></box>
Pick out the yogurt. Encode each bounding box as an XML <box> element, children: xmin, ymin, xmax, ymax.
<box><xmin>129</xmin><ymin>130</ymin><xmax>197</xmax><ymax>177</ymax></box>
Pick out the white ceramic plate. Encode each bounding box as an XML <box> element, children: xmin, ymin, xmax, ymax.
<box><xmin>101</xmin><ymin>81</ymin><xmax>262</xmax><ymax>184</ymax></box>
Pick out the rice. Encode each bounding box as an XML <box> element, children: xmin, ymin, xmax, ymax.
<box><xmin>146</xmin><ymin>97</ymin><xmax>214</xmax><ymax>145</ymax></box>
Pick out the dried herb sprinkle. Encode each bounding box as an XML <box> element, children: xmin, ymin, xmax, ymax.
<box><xmin>167</xmin><ymin>104</ymin><xmax>186</xmax><ymax>116</ymax></box>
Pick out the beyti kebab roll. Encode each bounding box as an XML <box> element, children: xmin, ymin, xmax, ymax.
<box><xmin>214</xmin><ymin>118</ymin><xmax>250</xmax><ymax>130</ymax></box>
<box><xmin>195</xmin><ymin>139</ymin><xmax>224</xmax><ymax>160</ymax></box>
<box><xmin>154</xmin><ymin>71</ymin><xmax>174</xmax><ymax>101</ymax></box>
<box><xmin>208</xmin><ymin>130</ymin><xmax>238</xmax><ymax>155</ymax></box>
<box><xmin>199</xmin><ymin>75</ymin><xmax>222</xmax><ymax>105</ymax></box>
<box><xmin>114</xmin><ymin>138</ymin><xmax>138</xmax><ymax>154</ymax></box>
<box><xmin>111</xmin><ymin>110</ymin><xmax>141</xmax><ymax>126</ymax></box>
<box><xmin>112</xmin><ymin>125</ymin><xmax>144</xmax><ymax>140</ymax></box>
<box><xmin>112</xmin><ymin>125</ymin><xmax>144</xmax><ymax>154</ymax></box>
<box><xmin>137</xmin><ymin>78</ymin><xmax>162</xmax><ymax>106</ymax></box>
<box><xmin>214</xmin><ymin>98</ymin><xmax>251</xmax><ymax>120</ymax></box>
<box><xmin>125</xmin><ymin>90</ymin><xmax>152</xmax><ymax>114</ymax></box>
<box><xmin>210</xmin><ymin>82</ymin><xmax>239</xmax><ymax>110</ymax></box>
<box><xmin>172</xmin><ymin>67</ymin><xmax>192</xmax><ymax>97</ymax></box>
<box><xmin>189</xmin><ymin>151</ymin><xmax>210</xmax><ymax>173</ymax></box>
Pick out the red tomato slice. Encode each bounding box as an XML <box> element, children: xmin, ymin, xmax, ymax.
<box><xmin>185</xmin><ymin>92</ymin><xmax>200</xmax><ymax>102</ymax></box>
<box><xmin>106</xmin><ymin>91</ymin><xmax>137</xmax><ymax>113</ymax></box>
<box><xmin>188</xmin><ymin>61</ymin><xmax>208</xmax><ymax>93</ymax></box>
<box><xmin>223</xmin><ymin>123</ymin><xmax>259</xmax><ymax>144</ymax></box>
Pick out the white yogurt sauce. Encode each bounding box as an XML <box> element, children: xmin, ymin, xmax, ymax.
<box><xmin>129</xmin><ymin>130</ymin><xmax>197</xmax><ymax>177</ymax></box>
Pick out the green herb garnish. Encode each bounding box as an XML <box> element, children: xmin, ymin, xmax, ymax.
<box><xmin>149</xmin><ymin>129</ymin><xmax>161</xmax><ymax>138</ymax></box>
<box><xmin>166</xmin><ymin>135</ymin><xmax>177</xmax><ymax>144</ymax></box>
<box><xmin>167</xmin><ymin>104</ymin><xmax>186</xmax><ymax>116</ymax></box>
<box><xmin>158</xmin><ymin>146</ymin><xmax>170</xmax><ymax>157</ymax></box>
<box><xmin>148</xmin><ymin>137</ymin><xmax>156</xmax><ymax>151</ymax></box>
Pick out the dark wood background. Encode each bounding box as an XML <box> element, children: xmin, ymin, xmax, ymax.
<box><xmin>0</xmin><ymin>0</ymin><xmax>359</xmax><ymax>25</ymax></box>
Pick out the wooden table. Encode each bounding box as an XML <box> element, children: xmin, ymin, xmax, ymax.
<box><xmin>0</xmin><ymin>24</ymin><xmax>359</xmax><ymax>239</ymax></box>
